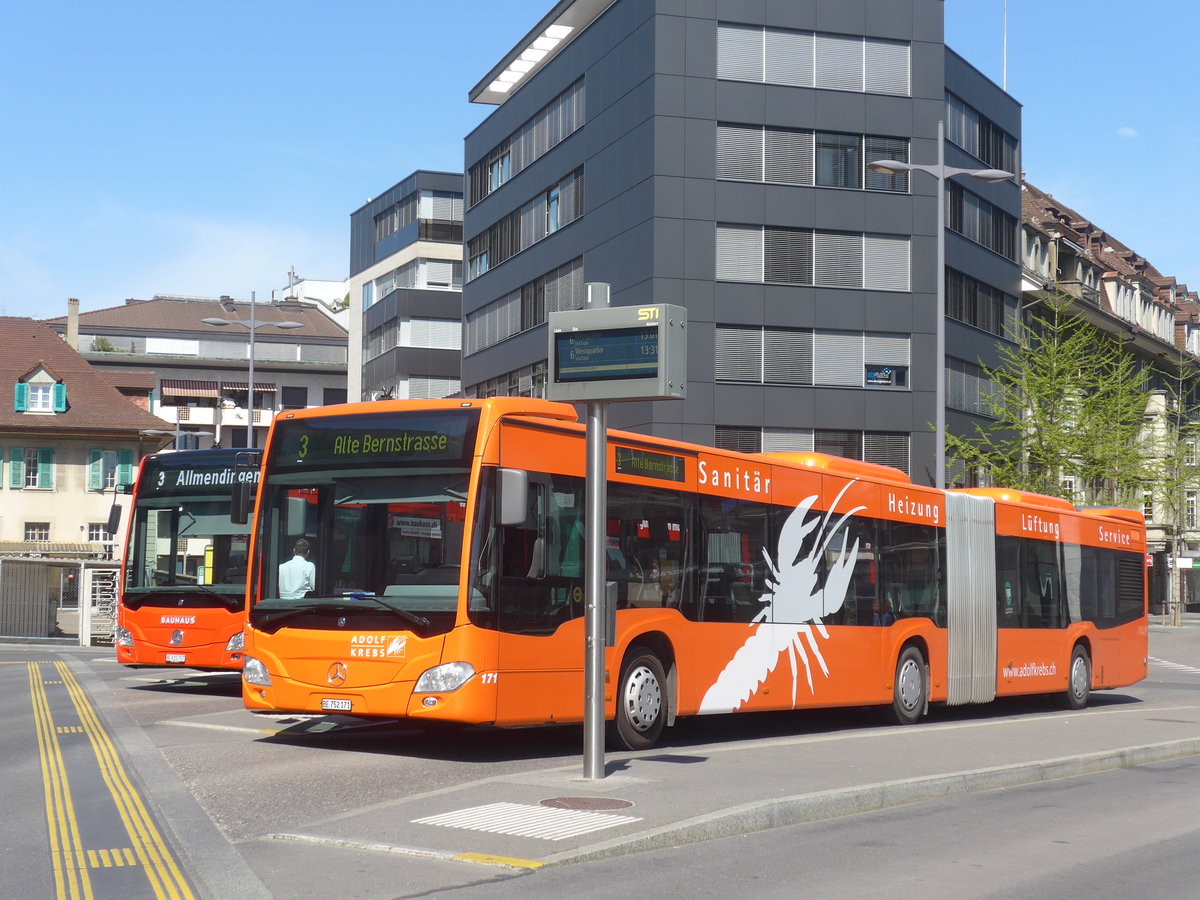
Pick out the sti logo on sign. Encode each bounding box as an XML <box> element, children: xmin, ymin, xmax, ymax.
<box><xmin>637</xmin><ymin>307</ymin><xmax>660</xmax><ymax>321</ymax></box>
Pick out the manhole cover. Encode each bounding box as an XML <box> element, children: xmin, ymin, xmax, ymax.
<box><xmin>541</xmin><ymin>796</ymin><xmax>634</xmax><ymax>811</ymax></box>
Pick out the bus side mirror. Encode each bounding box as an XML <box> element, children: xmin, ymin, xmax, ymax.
<box><xmin>231</xmin><ymin>482</ymin><xmax>252</xmax><ymax>525</ymax></box>
<box><xmin>106</xmin><ymin>504</ymin><xmax>123</xmax><ymax>535</ymax></box>
<box><xmin>498</xmin><ymin>468</ymin><xmax>528</xmax><ymax>527</ymax></box>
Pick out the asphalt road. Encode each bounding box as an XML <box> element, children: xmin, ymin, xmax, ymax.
<box><xmin>2</xmin><ymin>619</ymin><xmax>1199</xmax><ymax>898</ymax></box>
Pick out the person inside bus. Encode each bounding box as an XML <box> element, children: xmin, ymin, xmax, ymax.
<box><xmin>873</xmin><ymin>595</ymin><xmax>896</xmax><ymax>626</ymax></box>
<box><xmin>278</xmin><ymin>538</ymin><xmax>316</xmax><ymax>600</ymax></box>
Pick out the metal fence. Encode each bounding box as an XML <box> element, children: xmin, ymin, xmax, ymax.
<box><xmin>0</xmin><ymin>558</ymin><xmax>119</xmax><ymax>645</ymax></box>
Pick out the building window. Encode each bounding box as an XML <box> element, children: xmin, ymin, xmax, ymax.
<box><xmin>489</xmin><ymin>153</ymin><xmax>511</xmax><ymax>192</ymax></box>
<box><xmin>1143</xmin><ymin>492</ymin><xmax>1154</xmax><ymax>521</ymax></box>
<box><xmin>468</xmin><ymin>79</ymin><xmax>585</xmax><ymax>206</ymax></box>
<box><xmin>466</xmin><ymin>168</ymin><xmax>584</xmax><ymax>282</ymax></box>
<box><xmin>714</xmin><ymin>326</ymin><xmax>910</xmax><ymax>389</ymax></box>
<box><xmin>945</xmin><ymin>92</ymin><xmax>1018</xmax><ymax>173</ymax></box>
<box><xmin>25</xmin><ymin>449</ymin><xmax>40</xmax><ymax>488</ymax></box>
<box><xmin>717</xmin><ymin>24</ymin><xmax>910</xmax><ymax>96</ymax></box>
<box><xmin>28</xmin><ymin>383</ymin><xmax>54</xmax><ymax>410</ymax></box>
<box><xmin>946</xmin><ymin>268</ymin><xmax>1020</xmax><ymax>340</ymax></box>
<box><xmin>946</xmin><ymin>358</ymin><xmax>999</xmax><ymax>418</ymax></box>
<box><xmin>464</xmin><ymin>258</ymin><xmax>585</xmax><ymax>355</ymax></box>
<box><xmin>323</xmin><ymin>388</ymin><xmax>347</xmax><ymax>406</ymax></box>
<box><xmin>1187</xmin><ymin>440</ymin><xmax>1197</xmax><ymax>467</ymax></box>
<box><xmin>946</xmin><ymin>183</ymin><xmax>1017</xmax><ymax>260</ymax></box>
<box><xmin>88</xmin><ymin>523</ymin><xmax>112</xmax><ymax>542</ymax></box>
<box><xmin>815</xmin><ymin>132</ymin><xmax>861</xmax><ymax>188</ymax></box>
<box><xmin>14</xmin><ymin>380</ymin><xmax>66</xmax><ymax>413</ymax></box>
<box><xmin>1188</xmin><ymin>491</ymin><xmax>1197</xmax><ymax>529</ymax></box>
<box><xmin>9</xmin><ymin>447</ymin><xmax>54</xmax><ymax>490</ymax></box>
<box><xmin>281</xmin><ymin>386</ymin><xmax>307</xmax><ymax>410</ymax></box>
<box><xmin>717</xmin><ymin>125</ymin><xmax>909</xmax><ymax>193</ymax></box>
<box><xmin>716</xmin><ymin>224</ymin><xmax>909</xmax><ymax>291</ymax></box>
<box><xmin>546</xmin><ymin>187</ymin><xmax>561</xmax><ymax>233</ymax></box>
<box><xmin>25</xmin><ymin>522</ymin><xmax>50</xmax><ymax>542</ymax></box>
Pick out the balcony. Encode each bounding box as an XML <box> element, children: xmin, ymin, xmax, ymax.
<box><xmin>1058</xmin><ymin>280</ymin><xmax>1103</xmax><ymax>306</ymax></box>
<box><xmin>166</xmin><ymin>405</ymin><xmax>217</xmax><ymax>426</ymax></box>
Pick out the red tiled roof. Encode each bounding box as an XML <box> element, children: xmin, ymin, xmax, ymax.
<box><xmin>0</xmin><ymin>317</ymin><xmax>172</xmax><ymax>434</ymax></box>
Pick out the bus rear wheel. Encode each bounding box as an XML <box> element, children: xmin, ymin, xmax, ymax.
<box><xmin>1063</xmin><ymin>645</ymin><xmax>1091</xmax><ymax>710</ymax></box>
<box><xmin>608</xmin><ymin>648</ymin><xmax>666</xmax><ymax>751</ymax></box>
<box><xmin>885</xmin><ymin>646</ymin><xmax>927</xmax><ymax>726</ymax></box>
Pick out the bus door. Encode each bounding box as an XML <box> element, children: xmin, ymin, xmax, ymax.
<box><xmin>494</xmin><ymin>473</ymin><xmax>587</xmax><ymax>725</ymax></box>
<box><xmin>945</xmin><ymin>492</ymin><xmax>996</xmax><ymax>705</ymax></box>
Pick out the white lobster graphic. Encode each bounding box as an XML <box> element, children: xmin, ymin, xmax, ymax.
<box><xmin>700</xmin><ymin>481</ymin><xmax>864</xmax><ymax>713</ymax></box>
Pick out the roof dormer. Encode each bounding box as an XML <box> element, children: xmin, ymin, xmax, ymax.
<box><xmin>14</xmin><ymin>363</ymin><xmax>66</xmax><ymax>414</ymax></box>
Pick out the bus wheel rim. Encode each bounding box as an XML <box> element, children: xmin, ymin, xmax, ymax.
<box><xmin>897</xmin><ymin>659</ymin><xmax>922</xmax><ymax>710</ymax></box>
<box><xmin>624</xmin><ymin>665</ymin><xmax>661</xmax><ymax>731</ymax></box>
<box><xmin>1071</xmin><ymin>656</ymin><xmax>1088</xmax><ymax>698</ymax></box>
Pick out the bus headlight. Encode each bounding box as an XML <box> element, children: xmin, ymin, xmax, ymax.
<box><xmin>115</xmin><ymin>626</ymin><xmax>133</xmax><ymax>648</ymax></box>
<box><xmin>414</xmin><ymin>662</ymin><xmax>475</xmax><ymax>693</ymax></box>
<box><xmin>225</xmin><ymin>631</ymin><xmax>245</xmax><ymax>652</ymax></box>
<box><xmin>242</xmin><ymin>656</ymin><xmax>271</xmax><ymax>686</ymax></box>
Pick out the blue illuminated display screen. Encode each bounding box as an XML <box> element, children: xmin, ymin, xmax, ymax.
<box><xmin>554</xmin><ymin>327</ymin><xmax>659</xmax><ymax>382</ymax></box>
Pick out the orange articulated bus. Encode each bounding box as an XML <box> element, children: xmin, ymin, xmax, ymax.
<box><xmin>240</xmin><ymin>398</ymin><xmax>1147</xmax><ymax>749</ymax></box>
<box><xmin>116</xmin><ymin>448</ymin><xmax>260</xmax><ymax>670</ymax></box>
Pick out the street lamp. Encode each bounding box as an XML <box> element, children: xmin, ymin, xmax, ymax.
<box><xmin>868</xmin><ymin>120</ymin><xmax>1014</xmax><ymax>490</ymax></box>
<box><xmin>203</xmin><ymin>292</ymin><xmax>302</xmax><ymax>449</ymax></box>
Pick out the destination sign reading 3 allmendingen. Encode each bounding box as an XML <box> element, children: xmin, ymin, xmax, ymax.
<box><xmin>554</xmin><ymin>326</ymin><xmax>659</xmax><ymax>382</ymax></box>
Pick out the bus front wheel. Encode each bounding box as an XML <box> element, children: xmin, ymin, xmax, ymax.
<box><xmin>608</xmin><ymin>648</ymin><xmax>666</xmax><ymax>751</ymax></box>
<box><xmin>885</xmin><ymin>646</ymin><xmax>927</xmax><ymax>726</ymax></box>
<box><xmin>1063</xmin><ymin>645</ymin><xmax>1091</xmax><ymax>710</ymax></box>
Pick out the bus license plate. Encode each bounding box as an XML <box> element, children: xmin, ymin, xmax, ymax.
<box><xmin>321</xmin><ymin>698</ymin><xmax>352</xmax><ymax>712</ymax></box>
<box><xmin>165</xmin><ymin>654</ymin><xmax>186</xmax><ymax>664</ymax></box>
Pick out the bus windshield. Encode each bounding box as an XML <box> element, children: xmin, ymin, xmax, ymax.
<box><xmin>251</xmin><ymin>468</ymin><xmax>471</xmax><ymax>634</ymax></box>
<box><xmin>125</xmin><ymin>498</ymin><xmax>251</xmax><ymax>601</ymax></box>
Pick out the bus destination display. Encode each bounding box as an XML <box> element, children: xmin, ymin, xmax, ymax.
<box><xmin>273</xmin><ymin>411</ymin><xmax>480</xmax><ymax>469</ymax></box>
<box><xmin>554</xmin><ymin>326</ymin><xmax>659</xmax><ymax>383</ymax></box>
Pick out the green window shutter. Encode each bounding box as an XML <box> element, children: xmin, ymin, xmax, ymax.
<box><xmin>52</xmin><ymin>383</ymin><xmax>67</xmax><ymax>412</ymax></box>
<box><xmin>14</xmin><ymin>383</ymin><xmax>28</xmax><ymax>411</ymax></box>
<box><xmin>9</xmin><ymin>447</ymin><xmax>24</xmax><ymax>488</ymax></box>
<box><xmin>88</xmin><ymin>449</ymin><xmax>104</xmax><ymax>491</ymax></box>
<box><xmin>118</xmin><ymin>450</ymin><xmax>134</xmax><ymax>489</ymax></box>
<box><xmin>37</xmin><ymin>448</ymin><xmax>54</xmax><ymax>490</ymax></box>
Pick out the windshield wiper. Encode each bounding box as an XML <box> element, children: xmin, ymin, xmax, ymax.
<box><xmin>340</xmin><ymin>591</ymin><xmax>431</xmax><ymax>634</ymax></box>
<box><xmin>251</xmin><ymin>594</ymin><xmax>431</xmax><ymax>635</ymax></box>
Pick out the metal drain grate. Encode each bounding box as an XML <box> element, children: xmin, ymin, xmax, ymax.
<box><xmin>540</xmin><ymin>796</ymin><xmax>634</xmax><ymax>811</ymax></box>
<box><xmin>412</xmin><ymin>802</ymin><xmax>642</xmax><ymax>841</ymax></box>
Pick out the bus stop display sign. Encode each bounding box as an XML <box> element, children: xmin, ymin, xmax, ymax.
<box><xmin>548</xmin><ymin>303</ymin><xmax>686</xmax><ymax>402</ymax></box>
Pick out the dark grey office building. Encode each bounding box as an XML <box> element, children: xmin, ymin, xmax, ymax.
<box><xmin>461</xmin><ymin>0</ymin><xmax>1020</xmax><ymax>486</ymax></box>
<box><xmin>348</xmin><ymin>170</ymin><xmax>465</xmax><ymax>402</ymax></box>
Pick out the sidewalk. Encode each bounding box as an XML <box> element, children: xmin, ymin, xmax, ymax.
<box><xmin>254</xmin><ymin>683</ymin><xmax>1200</xmax><ymax>871</ymax></box>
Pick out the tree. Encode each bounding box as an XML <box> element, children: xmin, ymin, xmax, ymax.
<box><xmin>90</xmin><ymin>337</ymin><xmax>116</xmax><ymax>352</ymax></box>
<box><xmin>946</xmin><ymin>294</ymin><xmax>1149</xmax><ymax>506</ymax></box>
<box><xmin>1144</xmin><ymin>353</ymin><xmax>1200</xmax><ymax>625</ymax></box>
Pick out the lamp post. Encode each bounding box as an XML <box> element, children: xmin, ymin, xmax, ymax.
<box><xmin>868</xmin><ymin>120</ymin><xmax>1014</xmax><ymax>490</ymax></box>
<box><xmin>203</xmin><ymin>292</ymin><xmax>302</xmax><ymax>449</ymax></box>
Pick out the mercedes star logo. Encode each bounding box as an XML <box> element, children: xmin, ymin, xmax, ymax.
<box><xmin>327</xmin><ymin>662</ymin><xmax>348</xmax><ymax>687</ymax></box>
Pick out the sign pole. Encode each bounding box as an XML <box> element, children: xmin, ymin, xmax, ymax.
<box><xmin>546</xmin><ymin>283</ymin><xmax>686</xmax><ymax>780</ymax></box>
<box><xmin>582</xmin><ymin>397</ymin><xmax>608</xmax><ymax>780</ymax></box>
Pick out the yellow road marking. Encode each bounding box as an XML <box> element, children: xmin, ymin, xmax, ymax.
<box><xmin>453</xmin><ymin>852</ymin><xmax>546</xmax><ymax>869</ymax></box>
<box><xmin>29</xmin><ymin>663</ymin><xmax>93</xmax><ymax>900</ymax></box>
<box><xmin>56</xmin><ymin>661</ymin><xmax>195</xmax><ymax>900</ymax></box>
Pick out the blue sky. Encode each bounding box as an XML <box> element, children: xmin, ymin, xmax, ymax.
<box><xmin>2</xmin><ymin>1</ymin><xmax>1196</xmax><ymax>320</ymax></box>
